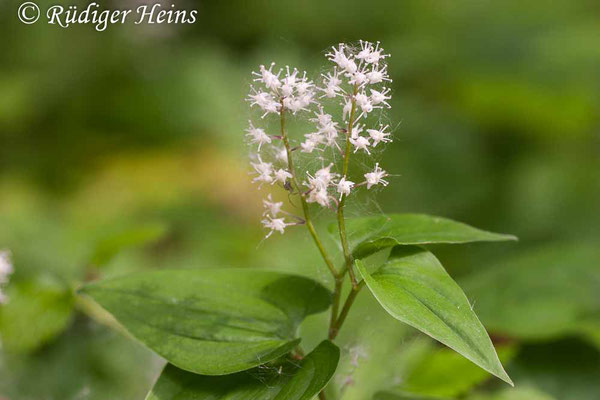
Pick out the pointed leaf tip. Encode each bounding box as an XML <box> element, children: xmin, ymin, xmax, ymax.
<box><xmin>357</xmin><ymin>247</ymin><xmax>512</xmax><ymax>385</ymax></box>
<box><xmin>340</xmin><ymin>213</ymin><xmax>517</xmax><ymax>259</ymax></box>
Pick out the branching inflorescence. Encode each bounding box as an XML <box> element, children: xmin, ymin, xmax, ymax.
<box><xmin>246</xmin><ymin>40</ymin><xmax>393</xmax><ymax>344</ymax></box>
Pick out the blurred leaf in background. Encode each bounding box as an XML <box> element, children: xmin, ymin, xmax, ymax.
<box><xmin>462</xmin><ymin>243</ymin><xmax>600</xmax><ymax>347</ymax></box>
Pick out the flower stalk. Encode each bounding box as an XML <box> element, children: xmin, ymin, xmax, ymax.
<box><xmin>336</xmin><ymin>83</ymin><xmax>359</xmax><ymax>288</ymax></box>
<box><xmin>279</xmin><ymin>103</ymin><xmax>339</xmax><ymax>278</ymax></box>
<box><xmin>245</xmin><ymin>40</ymin><xmax>393</xmax><ymax>397</ymax></box>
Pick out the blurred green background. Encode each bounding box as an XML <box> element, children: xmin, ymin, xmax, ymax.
<box><xmin>1</xmin><ymin>0</ymin><xmax>599</xmax><ymax>399</ymax></box>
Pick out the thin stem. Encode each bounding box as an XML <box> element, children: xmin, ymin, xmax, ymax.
<box><xmin>318</xmin><ymin>392</ymin><xmax>327</xmax><ymax>400</ymax></box>
<box><xmin>279</xmin><ymin>104</ymin><xmax>338</xmax><ymax>278</ymax></box>
<box><xmin>328</xmin><ymin>276</ymin><xmax>344</xmax><ymax>338</ymax></box>
<box><xmin>74</xmin><ymin>292</ymin><xmax>131</xmax><ymax>337</ymax></box>
<box><xmin>337</xmin><ymin>85</ymin><xmax>359</xmax><ymax>287</ymax></box>
<box><xmin>329</xmin><ymin>280</ymin><xmax>365</xmax><ymax>340</ymax></box>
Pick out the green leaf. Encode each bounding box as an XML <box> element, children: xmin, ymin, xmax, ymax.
<box><xmin>357</xmin><ymin>246</ymin><xmax>512</xmax><ymax>385</ymax></box>
<box><xmin>377</xmin><ymin>345</ymin><xmax>517</xmax><ymax>399</ymax></box>
<box><xmin>90</xmin><ymin>223</ymin><xmax>168</xmax><ymax>267</ymax></box>
<box><xmin>80</xmin><ymin>269</ymin><xmax>331</xmax><ymax>375</ymax></box>
<box><xmin>0</xmin><ymin>279</ymin><xmax>73</xmax><ymax>353</ymax></box>
<box><xmin>461</xmin><ymin>243</ymin><xmax>600</xmax><ymax>344</ymax></box>
<box><xmin>146</xmin><ymin>340</ymin><xmax>340</xmax><ymax>400</ymax></box>
<box><xmin>339</xmin><ymin>214</ymin><xmax>516</xmax><ymax>259</ymax></box>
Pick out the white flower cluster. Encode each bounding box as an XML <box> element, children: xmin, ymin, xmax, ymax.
<box><xmin>246</xmin><ymin>41</ymin><xmax>393</xmax><ymax>238</ymax></box>
<box><xmin>0</xmin><ymin>250</ymin><xmax>14</xmax><ymax>304</ymax></box>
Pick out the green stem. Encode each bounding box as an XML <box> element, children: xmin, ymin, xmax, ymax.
<box><xmin>329</xmin><ymin>280</ymin><xmax>365</xmax><ymax>340</ymax></box>
<box><xmin>328</xmin><ymin>277</ymin><xmax>344</xmax><ymax>338</ymax></box>
<box><xmin>337</xmin><ymin>85</ymin><xmax>359</xmax><ymax>287</ymax></box>
<box><xmin>279</xmin><ymin>104</ymin><xmax>338</xmax><ymax>278</ymax></box>
<box><xmin>74</xmin><ymin>291</ymin><xmax>131</xmax><ymax>337</ymax></box>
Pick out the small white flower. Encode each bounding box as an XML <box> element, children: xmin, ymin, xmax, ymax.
<box><xmin>295</xmin><ymin>71</ymin><xmax>312</xmax><ymax>94</ymax></box>
<box><xmin>326</xmin><ymin>44</ymin><xmax>357</xmax><ymax>74</ymax></box>
<box><xmin>355</xmin><ymin>92</ymin><xmax>373</xmax><ymax>114</ymax></box>
<box><xmin>354</xmin><ymin>92</ymin><xmax>369</xmax><ymax>107</ymax></box>
<box><xmin>305</xmin><ymin>172</ymin><xmax>326</xmax><ymax>191</ymax></box>
<box><xmin>364</xmin><ymin>163</ymin><xmax>389</xmax><ymax>189</ymax></box>
<box><xmin>263</xmin><ymin>194</ymin><xmax>283</xmax><ymax>217</ymax></box>
<box><xmin>296</xmin><ymin>80</ymin><xmax>310</xmax><ymax>94</ymax></box>
<box><xmin>370</xmin><ymin>87</ymin><xmax>391</xmax><ymax>107</ymax></box>
<box><xmin>262</xmin><ymin>216</ymin><xmax>289</xmax><ymax>237</ymax></box>
<box><xmin>315</xmin><ymin>164</ymin><xmax>336</xmax><ymax>186</ymax></box>
<box><xmin>350</xmin><ymin>124</ymin><xmax>364</xmax><ymax>139</ymax></box>
<box><xmin>321</xmin><ymin>124</ymin><xmax>339</xmax><ymax>147</ymax></box>
<box><xmin>343</xmin><ymin>98</ymin><xmax>354</xmax><ymax>120</ymax></box>
<box><xmin>263</xmin><ymin>196</ymin><xmax>282</xmax><ymax>216</ymax></box>
<box><xmin>306</xmin><ymin>188</ymin><xmax>331</xmax><ymax>207</ymax></box>
<box><xmin>349</xmin><ymin>71</ymin><xmax>368</xmax><ymax>87</ymax></box>
<box><xmin>296</xmin><ymin>94</ymin><xmax>314</xmax><ymax>112</ymax></box>
<box><xmin>281</xmin><ymin>84</ymin><xmax>294</xmax><ymax>97</ymax></box>
<box><xmin>283</xmin><ymin>66</ymin><xmax>298</xmax><ymax>87</ymax></box>
<box><xmin>350</xmin><ymin>135</ymin><xmax>371</xmax><ymax>154</ymax></box>
<box><xmin>364</xmin><ymin>41</ymin><xmax>389</xmax><ymax>65</ymax></box>
<box><xmin>321</xmin><ymin>68</ymin><xmax>342</xmax><ymax>98</ymax></box>
<box><xmin>312</xmin><ymin>109</ymin><xmax>332</xmax><ymax>126</ymax></box>
<box><xmin>356</xmin><ymin>40</ymin><xmax>374</xmax><ymax>61</ymax></box>
<box><xmin>301</xmin><ymin>131</ymin><xmax>324</xmax><ymax>153</ymax></box>
<box><xmin>344</xmin><ymin>59</ymin><xmax>358</xmax><ymax>74</ymax></box>
<box><xmin>337</xmin><ymin>177</ymin><xmax>355</xmax><ymax>199</ymax></box>
<box><xmin>319</xmin><ymin>121</ymin><xmax>338</xmax><ymax>136</ymax></box>
<box><xmin>301</xmin><ymin>138</ymin><xmax>319</xmax><ymax>153</ymax></box>
<box><xmin>250</xmin><ymin>156</ymin><xmax>274</xmax><ymax>185</ymax></box>
<box><xmin>367</xmin><ymin>124</ymin><xmax>392</xmax><ymax>147</ymax></box>
<box><xmin>247</xmin><ymin>87</ymin><xmax>280</xmax><ymax>117</ymax></box>
<box><xmin>273</xmin><ymin>168</ymin><xmax>293</xmax><ymax>184</ymax></box>
<box><xmin>245</xmin><ymin>121</ymin><xmax>272</xmax><ymax>150</ymax></box>
<box><xmin>366</xmin><ymin>65</ymin><xmax>390</xmax><ymax>85</ymax></box>
<box><xmin>322</xmin><ymin>85</ymin><xmax>338</xmax><ymax>98</ymax></box>
<box><xmin>253</xmin><ymin>63</ymin><xmax>282</xmax><ymax>90</ymax></box>
<box><xmin>247</xmin><ymin>88</ymin><xmax>272</xmax><ymax>107</ymax></box>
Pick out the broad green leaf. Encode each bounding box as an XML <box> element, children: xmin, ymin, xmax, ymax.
<box><xmin>461</xmin><ymin>243</ymin><xmax>600</xmax><ymax>344</ymax></box>
<box><xmin>339</xmin><ymin>214</ymin><xmax>516</xmax><ymax>259</ymax></box>
<box><xmin>146</xmin><ymin>340</ymin><xmax>340</xmax><ymax>400</ymax></box>
<box><xmin>376</xmin><ymin>345</ymin><xmax>517</xmax><ymax>399</ymax></box>
<box><xmin>90</xmin><ymin>223</ymin><xmax>168</xmax><ymax>267</ymax></box>
<box><xmin>80</xmin><ymin>269</ymin><xmax>331</xmax><ymax>375</ymax></box>
<box><xmin>0</xmin><ymin>279</ymin><xmax>73</xmax><ymax>353</ymax></box>
<box><xmin>357</xmin><ymin>246</ymin><xmax>512</xmax><ymax>385</ymax></box>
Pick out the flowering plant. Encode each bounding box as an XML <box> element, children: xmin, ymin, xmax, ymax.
<box><xmin>76</xmin><ymin>41</ymin><xmax>516</xmax><ymax>399</ymax></box>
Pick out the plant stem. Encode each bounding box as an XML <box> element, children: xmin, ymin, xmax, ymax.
<box><xmin>328</xmin><ymin>276</ymin><xmax>344</xmax><ymax>338</ymax></box>
<box><xmin>329</xmin><ymin>280</ymin><xmax>365</xmax><ymax>340</ymax></box>
<box><xmin>337</xmin><ymin>84</ymin><xmax>359</xmax><ymax>287</ymax></box>
<box><xmin>279</xmin><ymin>104</ymin><xmax>338</xmax><ymax>278</ymax></box>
